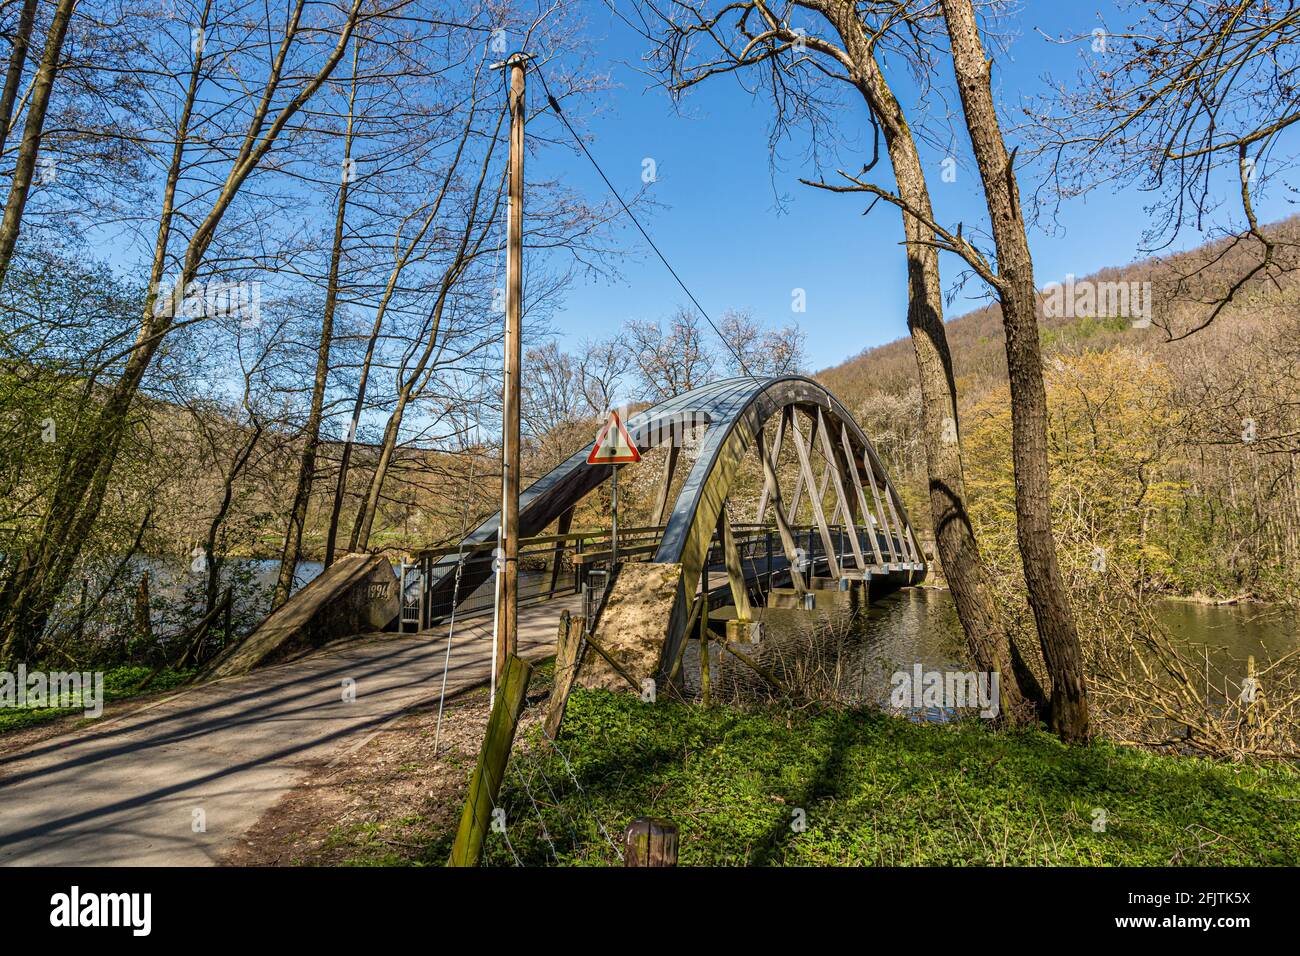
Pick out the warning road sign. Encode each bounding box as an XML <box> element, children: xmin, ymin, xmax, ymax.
<box><xmin>587</xmin><ymin>409</ymin><xmax>641</xmax><ymax>464</ymax></box>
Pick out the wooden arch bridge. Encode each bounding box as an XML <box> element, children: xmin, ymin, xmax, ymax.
<box><xmin>408</xmin><ymin>375</ymin><xmax>926</xmax><ymax>691</ymax></box>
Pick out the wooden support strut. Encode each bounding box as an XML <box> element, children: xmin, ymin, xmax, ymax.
<box><xmin>787</xmin><ymin>407</ymin><xmax>818</xmax><ymax>520</ymax></box>
<box><xmin>788</xmin><ymin>411</ymin><xmax>841</xmax><ymax>579</ymax></box>
<box><xmin>547</xmin><ymin>508</ymin><xmax>574</xmax><ymax>595</ymax></box>
<box><xmin>757</xmin><ymin>428</ymin><xmax>808</xmax><ymax>592</ymax></box>
<box><xmin>816</xmin><ymin>408</ymin><xmax>866</xmax><ymax>572</ymax></box>
<box><xmin>880</xmin><ymin>475</ymin><xmax>913</xmax><ymax>566</ymax></box>
<box><xmin>860</xmin><ymin>439</ymin><xmax>901</xmax><ymax>565</ymax></box>
<box><xmin>755</xmin><ymin>408</ymin><xmax>786</xmax><ymax>524</ymax></box>
<box><xmin>840</xmin><ymin>422</ymin><xmax>885</xmax><ymax>568</ymax></box>
<box><xmin>651</xmin><ymin>443</ymin><xmax>680</xmax><ymax>528</ymax></box>
<box><xmin>716</xmin><ymin>505</ymin><xmax>753</xmax><ymax>621</ymax></box>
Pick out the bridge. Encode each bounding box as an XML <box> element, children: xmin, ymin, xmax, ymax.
<box><xmin>0</xmin><ymin>374</ymin><xmax>925</xmax><ymax>865</ymax></box>
<box><xmin>406</xmin><ymin>374</ymin><xmax>926</xmax><ymax>692</ymax></box>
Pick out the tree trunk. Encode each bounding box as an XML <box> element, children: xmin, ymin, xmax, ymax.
<box><xmin>204</xmin><ymin>421</ymin><xmax>263</xmax><ymax>615</ymax></box>
<box><xmin>0</xmin><ymin>0</ymin><xmax>39</xmax><ymax>156</ymax></box>
<box><xmin>939</xmin><ymin>0</ymin><xmax>1090</xmax><ymax>741</ymax></box>
<box><xmin>814</xmin><ymin>0</ymin><xmax>1044</xmax><ymax>723</ymax></box>
<box><xmin>0</xmin><ymin>0</ymin><xmax>76</xmax><ymax>288</ymax></box>
<box><xmin>272</xmin><ymin>47</ymin><xmax>359</xmax><ymax>607</ymax></box>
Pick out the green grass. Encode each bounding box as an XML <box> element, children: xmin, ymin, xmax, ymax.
<box><xmin>0</xmin><ymin>666</ymin><xmax>193</xmax><ymax>734</ymax></box>
<box><xmin>471</xmin><ymin>689</ymin><xmax>1300</xmax><ymax>866</ymax></box>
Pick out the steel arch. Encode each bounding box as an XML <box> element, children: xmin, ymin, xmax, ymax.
<box><xmin>421</xmin><ymin>375</ymin><xmax>925</xmax><ymax>666</ymax></box>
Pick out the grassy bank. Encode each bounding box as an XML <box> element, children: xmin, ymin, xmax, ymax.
<box><xmin>0</xmin><ymin>666</ymin><xmax>193</xmax><ymax>734</ymax></box>
<box><xmin>459</xmin><ymin>689</ymin><xmax>1299</xmax><ymax>866</ymax></box>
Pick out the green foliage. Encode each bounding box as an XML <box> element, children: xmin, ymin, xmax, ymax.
<box><xmin>478</xmin><ymin>690</ymin><xmax>1300</xmax><ymax>866</ymax></box>
<box><xmin>0</xmin><ymin>666</ymin><xmax>193</xmax><ymax>733</ymax></box>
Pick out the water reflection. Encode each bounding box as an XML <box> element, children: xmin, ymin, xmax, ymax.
<box><xmin>679</xmin><ymin>587</ymin><xmax>1298</xmax><ymax>715</ymax></box>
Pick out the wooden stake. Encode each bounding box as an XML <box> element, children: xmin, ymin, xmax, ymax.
<box><xmin>448</xmin><ymin>654</ymin><xmax>532</xmax><ymax>866</ymax></box>
<box><xmin>543</xmin><ymin>610</ymin><xmax>583</xmax><ymax>743</ymax></box>
<box><xmin>624</xmin><ymin>818</ymin><xmax>678</xmax><ymax>866</ymax></box>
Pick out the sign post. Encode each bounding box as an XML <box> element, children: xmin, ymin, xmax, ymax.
<box><xmin>611</xmin><ymin>464</ymin><xmax>619</xmax><ymax>566</ymax></box>
<box><xmin>588</xmin><ymin>409</ymin><xmax>641</xmax><ymax>570</ymax></box>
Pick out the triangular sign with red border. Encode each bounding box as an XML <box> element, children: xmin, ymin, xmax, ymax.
<box><xmin>587</xmin><ymin>409</ymin><xmax>641</xmax><ymax>464</ymax></box>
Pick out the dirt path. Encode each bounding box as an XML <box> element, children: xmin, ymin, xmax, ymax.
<box><xmin>0</xmin><ymin>596</ymin><xmax>576</xmax><ymax>866</ymax></box>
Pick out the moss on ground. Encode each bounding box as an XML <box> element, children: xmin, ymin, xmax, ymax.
<box><xmin>0</xmin><ymin>666</ymin><xmax>193</xmax><ymax>733</ymax></box>
<box><xmin>469</xmin><ymin>689</ymin><xmax>1298</xmax><ymax>866</ymax></box>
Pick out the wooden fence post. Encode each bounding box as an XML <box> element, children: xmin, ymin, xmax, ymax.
<box><xmin>134</xmin><ymin>571</ymin><xmax>153</xmax><ymax>642</ymax></box>
<box><xmin>448</xmin><ymin>654</ymin><xmax>533</xmax><ymax>866</ymax></box>
<box><xmin>543</xmin><ymin>610</ymin><xmax>584</xmax><ymax>744</ymax></box>
<box><xmin>624</xmin><ymin>817</ymin><xmax>678</xmax><ymax>866</ymax></box>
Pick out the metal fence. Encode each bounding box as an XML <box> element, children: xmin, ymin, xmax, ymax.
<box><xmin>401</xmin><ymin>522</ymin><xmax>912</xmax><ymax>633</ymax></box>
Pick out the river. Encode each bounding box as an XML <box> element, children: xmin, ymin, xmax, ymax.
<box><xmin>680</xmin><ymin>586</ymin><xmax>1298</xmax><ymax>709</ymax></box>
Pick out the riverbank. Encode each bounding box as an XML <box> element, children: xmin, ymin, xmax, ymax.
<box><xmin>0</xmin><ymin>667</ymin><xmax>194</xmax><ymax>737</ymax></box>
<box><xmin>228</xmin><ymin>663</ymin><xmax>1300</xmax><ymax>867</ymax></box>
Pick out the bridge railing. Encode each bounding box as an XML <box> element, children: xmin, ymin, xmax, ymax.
<box><xmin>411</xmin><ymin>526</ymin><xmax>671</xmax><ymax>629</ymax></box>
<box><xmin>408</xmin><ymin>521</ymin><xmax>915</xmax><ymax>631</ymax></box>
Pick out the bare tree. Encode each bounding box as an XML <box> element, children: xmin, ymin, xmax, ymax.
<box><xmin>1028</xmin><ymin>0</ymin><xmax>1300</xmax><ymax>341</ymax></box>
<box><xmin>626</xmin><ymin>306</ymin><xmax>717</xmax><ymax>400</ymax></box>
<box><xmin>576</xmin><ymin>335</ymin><xmax>631</xmax><ymax>414</ymax></box>
<box><xmin>720</xmin><ymin>308</ymin><xmax>806</xmax><ymax>376</ymax></box>
<box><xmin>646</xmin><ymin>0</ymin><xmax>1044</xmax><ymax>725</ymax></box>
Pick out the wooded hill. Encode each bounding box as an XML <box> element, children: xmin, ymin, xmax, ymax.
<box><xmin>817</xmin><ymin>218</ymin><xmax>1300</xmax><ymax>603</ymax></box>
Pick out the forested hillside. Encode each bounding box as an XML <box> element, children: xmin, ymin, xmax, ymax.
<box><xmin>819</xmin><ymin>218</ymin><xmax>1300</xmax><ymax>604</ymax></box>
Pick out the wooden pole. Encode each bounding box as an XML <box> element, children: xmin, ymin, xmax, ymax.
<box><xmin>495</xmin><ymin>52</ymin><xmax>530</xmax><ymax>683</ymax></box>
<box><xmin>610</xmin><ymin>464</ymin><xmax>619</xmax><ymax>567</ymax></box>
<box><xmin>543</xmin><ymin>610</ymin><xmax>584</xmax><ymax>743</ymax></box>
<box><xmin>698</xmin><ymin>562</ymin><xmax>710</xmax><ymax>705</ymax></box>
<box><xmin>624</xmin><ymin>818</ymin><xmax>678</xmax><ymax>866</ymax></box>
<box><xmin>448</xmin><ymin>654</ymin><xmax>533</xmax><ymax>866</ymax></box>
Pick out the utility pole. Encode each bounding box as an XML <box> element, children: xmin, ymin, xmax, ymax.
<box><xmin>493</xmin><ymin>51</ymin><xmax>530</xmax><ymax>687</ymax></box>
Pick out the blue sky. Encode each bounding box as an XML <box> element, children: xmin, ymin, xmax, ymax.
<box><xmin>529</xmin><ymin>1</ymin><xmax>1297</xmax><ymax>371</ymax></box>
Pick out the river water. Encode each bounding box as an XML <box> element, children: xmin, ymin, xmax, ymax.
<box><xmin>680</xmin><ymin>586</ymin><xmax>1298</xmax><ymax>709</ymax></box>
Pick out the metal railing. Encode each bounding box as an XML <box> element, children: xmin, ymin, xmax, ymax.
<box><xmin>404</xmin><ymin>522</ymin><xmax>915</xmax><ymax>633</ymax></box>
